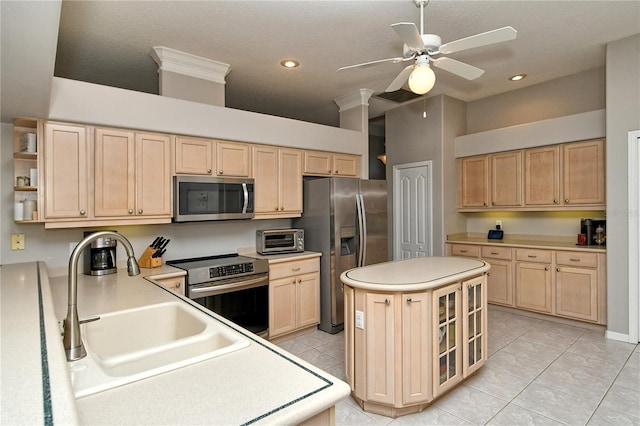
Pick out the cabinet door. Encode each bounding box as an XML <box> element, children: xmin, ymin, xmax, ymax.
<box><xmin>252</xmin><ymin>145</ymin><xmax>279</xmax><ymax>214</ymax></box>
<box><xmin>94</xmin><ymin>127</ymin><xmax>136</xmax><ymax>217</ymax></box>
<box><xmin>463</xmin><ymin>276</ymin><xmax>487</xmax><ymax>377</ymax></box>
<box><xmin>296</xmin><ymin>272</ymin><xmax>320</xmax><ymax>328</ymax></box>
<box><xmin>555</xmin><ymin>266</ymin><xmax>598</xmax><ymax>322</ymax></box>
<box><xmin>432</xmin><ymin>283</ymin><xmax>462</xmax><ymax>396</ymax></box>
<box><xmin>269</xmin><ymin>277</ymin><xmax>296</xmax><ymax>338</ymax></box>
<box><xmin>135</xmin><ymin>133</ymin><xmax>171</xmax><ymax>216</ymax></box>
<box><xmin>365</xmin><ymin>293</ymin><xmax>395</xmax><ymax>405</ymax></box>
<box><xmin>44</xmin><ymin>122</ymin><xmax>90</xmax><ymax>219</ymax></box>
<box><xmin>485</xmin><ymin>259</ymin><xmax>513</xmax><ymax>306</ymax></box>
<box><xmin>216</xmin><ymin>141</ymin><xmax>250</xmax><ymax>177</ymax></box>
<box><xmin>515</xmin><ymin>262</ymin><xmax>553</xmax><ymax>313</ymax></box>
<box><xmin>402</xmin><ymin>292</ymin><xmax>431</xmax><ymax>405</ymax></box>
<box><xmin>174</xmin><ymin>136</ymin><xmax>213</xmax><ymax>175</ymax></box>
<box><xmin>524</xmin><ymin>145</ymin><xmax>561</xmax><ymax>206</ymax></box>
<box><xmin>344</xmin><ymin>285</ymin><xmax>355</xmax><ymax>390</ymax></box>
<box><xmin>457</xmin><ymin>156</ymin><xmax>489</xmax><ymax>208</ymax></box>
<box><xmin>490</xmin><ymin>151</ymin><xmax>522</xmax><ymax>207</ymax></box>
<box><xmin>303</xmin><ymin>150</ymin><xmax>332</xmax><ymax>175</ymax></box>
<box><xmin>333</xmin><ymin>153</ymin><xmax>360</xmax><ymax>177</ymax></box>
<box><xmin>279</xmin><ymin>148</ymin><xmax>303</xmax><ymax>213</ymax></box>
<box><xmin>563</xmin><ymin>139</ymin><xmax>605</xmax><ymax>205</ymax></box>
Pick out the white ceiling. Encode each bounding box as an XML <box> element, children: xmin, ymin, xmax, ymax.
<box><xmin>8</xmin><ymin>1</ymin><xmax>640</xmax><ymax>128</ymax></box>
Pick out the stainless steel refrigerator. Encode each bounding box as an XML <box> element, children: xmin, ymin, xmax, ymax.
<box><xmin>294</xmin><ymin>177</ymin><xmax>388</xmax><ymax>333</ymax></box>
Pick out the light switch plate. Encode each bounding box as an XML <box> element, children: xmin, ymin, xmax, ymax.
<box><xmin>11</xmin><ymin>234</ymin><xmax>25</xmax><ymax>250</ymax></box>
<box><xmin>355</xmin><ymin>310</ymin><xmax>364</xmax><ymax>329</ymax></box>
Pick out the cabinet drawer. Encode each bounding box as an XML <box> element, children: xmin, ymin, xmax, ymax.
<box><xmin>269</xmin><ymin>257</ymin><xmax>319</xmax><ymax>280</ymax></box>
<box><xmin>450</xmin><ymin>244</ymin><xmax>479</xmax><ymax>257</ymax></box>
<box><xmin>481</xmin><ymin>246</ymin><xmax>512</xmax><ymax>260</ymax></box>
<box><xmin>556</xmin><ymin>251</ymin><xmax>598</xmax><ymax>268</ymax></box>
<box><xmin>516</xmin><ymin>248</ymin><xmax>552</xmax><ymax>263</ymax></box>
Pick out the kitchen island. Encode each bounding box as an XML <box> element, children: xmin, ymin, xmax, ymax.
<box><xmin>340</xmin><ymin>256</ymin><xmax>490</xmax><ymax>418</ymax></box>
<box><xmin>0</xmin><ymin>261</ymin><xmax>349</xmax><ymax>425</ymax></box>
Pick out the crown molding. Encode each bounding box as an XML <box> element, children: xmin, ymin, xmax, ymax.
<box><xmin>150</xmin><ymin>46</ymin><xmax>231</xmax><ymax>84</ymax></box>
<box><xmin>334</xmin><ymin>89</ymin><xmax>375</xmax><ymax>112</ymax></box>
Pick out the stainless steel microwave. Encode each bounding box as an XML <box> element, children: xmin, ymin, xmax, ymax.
<box><xmin>173</xmin><ymin>176</ymin><xmax>254</xmax><ymax>222</ymax></box>
<box><xmin>256</xmin><ymin>229</ymin><xmax>304</xmax><ymax>255</ymax></box>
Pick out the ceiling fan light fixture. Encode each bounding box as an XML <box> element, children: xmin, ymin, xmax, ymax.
<box><xmin>408</xmin><ymin>63</ymin><xmax>436</xmax><ymax>95</ymax></box>
<box><xmin>280</xmin><ymin>59</ymin><xmax>299</xmax><ymax>69</ymax></box>
<box><xmin>509</xmin><ymin>73</ymin><xmax>526</xmax><ymax>81</ymax></box>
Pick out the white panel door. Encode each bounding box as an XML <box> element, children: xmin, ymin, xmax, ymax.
<box><xmin>393</xmin><ymin>161</ymin><xmax>432</xmax><ymax>259</ymax></box>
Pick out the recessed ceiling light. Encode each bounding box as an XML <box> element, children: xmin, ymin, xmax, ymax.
<box><xmin>280</xmin><ymin>60</ymin><xmax>299</xmax><ymax>69</ymax></box>
<box><xmin>509</xmin><ymin>73</ymin><xmax>527</xmax><ymax>81</ymax></box>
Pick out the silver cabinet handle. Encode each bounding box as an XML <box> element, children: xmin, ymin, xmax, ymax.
<box><xmin>553</xmin><ymin>199</ymin><xmax>559</xmax><ymax>204</ymax></box>
<box><xmin>175</xmin><ymin>282</ymin><xmax>181</xmax><ymax>288</ymax></box>
<box><xmin>207</xmin><ymin>169</ymin><xmax>212</xmax><ymax>174</ymax></box>
<box><xmin>491</xmin><ymin>252</ymin><xmax>499</xmax><ymax>255</ymax></box>
<box><xmin>128</xmin><ymin>209</ymin><xmax>134</xmax><ymax>214</ymax></box>
<box><xmin>569</xmin><ymin>258</ymin><xmax>581</xmax><ymax>262</ymax></box>
<box><xmin>219</xmin><ymin>170</ymin><xmax>224</xmax><ymax>175</ymax></box>
<box><xmin>138</xmin><ymin>209</ymin><xmax>143</xmax><ymax>214</ymax></box>
<box><xmin>406</xmin><ymin>297</ymin><xmax>412</xmax><ymax>304</ymax></box>
<box><xmin>527</xmin><ymin>255</ymin><xmax>537</xmax><ymax>258</ymax></box>
<box><xmin>291</xmin><ymin>267</ymin><xmax>301</xmax><ymax>272</ymax></box>
<box><xmin>556</xmin><ymin>268</ymin><xmax>560</xmax><ymax>272</ymax></box>
<box><xmin>545</xmin><ymin>267</ymin><xmax>549</xmax><ymax>271</ymax></box>
<box><xmin>385</xmin><ymin>298</ymin><xmax>390</xmax><ymax>305</ymax></box>
<box><xmin>79</xmin><ymin>210</ymin><xmax>86</xmax><ymax>216</ymax></box>
<box><xmin>565</xmin><ymin>199</ymin><xmax>570</xmax><ymax>203</ymax></box>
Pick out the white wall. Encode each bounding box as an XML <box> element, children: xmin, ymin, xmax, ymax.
<box><xmin>605</xmin><ymin>34</ymin><xmax>640</xmax><ymax>337</ymax></box>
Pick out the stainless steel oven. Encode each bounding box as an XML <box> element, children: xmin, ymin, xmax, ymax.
<box><xmin>167</xmin><ymin>255</ymin><xmax>269</xmax><ymax>337</ymax></box>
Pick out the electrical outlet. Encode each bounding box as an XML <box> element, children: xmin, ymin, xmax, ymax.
<box><xmin>496</xmin><ymin>220</ymin><xmax>502</xmax><ymax>229</ymax></box>
<box><xmin>11</xmin><ymin>234</ymin><xmax>25</xmax><ymax>250</ymax></box>
<box><xmin>355</xmin><ymin>310</ymin><xmax>364</xmax><ymax>329</ymax></box>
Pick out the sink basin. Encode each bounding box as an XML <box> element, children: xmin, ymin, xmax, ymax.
<box><xmin>68</xmin><ymin>301</ymin><xmax>250</xmax><ymax>397</ymax></box>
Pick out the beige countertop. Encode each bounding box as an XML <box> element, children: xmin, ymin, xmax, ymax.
<box><xmin>447</xmin><ymin>233</ymin><xmax>606</xmax><ymax>252</ymax></box>
<box><xmin>1</xmin><ymin>261</ymin><xmax>349</xmax><ymax>425</ymax></box>
<box><xmin>340</xmin><ymin>256</ymin><xmax>490</xmax><ymax>292</ymax></box>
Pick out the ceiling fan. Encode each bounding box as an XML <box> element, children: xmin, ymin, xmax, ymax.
<box><xmin>338</xmin><ymin>0</ymin><xmax>517</xmax><ymax>95</ymax></box>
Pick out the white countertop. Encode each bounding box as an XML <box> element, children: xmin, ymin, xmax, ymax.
<box><xmin>447</xmin><ymin>233</ymin><xmax>606</xmax><ymax>252</ymax></box>
<box><xmin>1</xmin><ymin>261</ymin><xmax>349</xmax><ymax>425</ymax></box>
<box><xmin>237</xmin><ymin>248</ymin><xmax>322</xmax><ymax>264</ymax></box>
<box><xmin>340</xmin><ymin>256</ymin><xmax>490</xmax><ymax>292</ymax></box>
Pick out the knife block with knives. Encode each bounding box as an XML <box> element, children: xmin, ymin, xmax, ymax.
<box><xmin>138</xmin><ymin>236</ymin><xmax>170</xmax><ymax>268</ymax></box>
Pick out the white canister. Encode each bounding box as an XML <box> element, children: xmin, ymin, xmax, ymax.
<box><xmin>20</xmin><ymin>133</ymin><xmax>36</xmax><ymax>153</ymax></box>
<box><xmin>29</xmin><ymin>168</ymin><xmax>37</xmax><ymax>187</ymax></box>
<box><xmin>23</xmin><ymin>200</ymin><xmax>36</xmax><ymax>221</ymax></box>
<box><xmin>14</xmin><ymin>202</ymin><xmax>24</xmax><ymax>221</ymax></box>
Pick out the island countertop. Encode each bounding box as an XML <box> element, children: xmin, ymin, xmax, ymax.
<box><xmin>1</xmin><ymin>261</ymin><xmax>349</xmax><ymax>425</ymax></box>
<box><xmin>340</xmin><ymin>256</ymin><xmax>490</xmax><ymax>292</ymax></box>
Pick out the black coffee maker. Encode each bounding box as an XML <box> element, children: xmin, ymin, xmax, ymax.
<box><xmin>83</xmin><ymin>231</ymin><xmax>118</xmax><ymax>276</ymax></box>
<box><xmin>580</xmin><ymin>218</ymin><xmax>606</xmax><ymax>246</ymax></box>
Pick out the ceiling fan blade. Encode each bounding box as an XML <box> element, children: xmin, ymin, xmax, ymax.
<box><xmin>438</xmin><ymin>26</ymin><xmax>517</xmax><ymax>55</ymax></box>
<box><xmin>432</xmin><ymin>57</ymin><xmax>484</xmax><ymax>80</ymax></box>
<box><xmin>391</xmin><ymin>22</ymin><xmax>425</xmax><ymax>51</ymax></box>
<box><xmin>338</xmin><ymin>56</ymin><xmax>407</xmax><ymax>71</ymax></box>
<box><xmin>385</xmin><ymin>65</ymin><xmax>414</xmax><ymax>92</ymax></box>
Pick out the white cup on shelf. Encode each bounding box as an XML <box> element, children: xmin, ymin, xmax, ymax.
<box><xmin>29</xmin><ymin>169</ymin><xmax>37</xmax><ymax>187</ymax></box>
<box><xmin>14</xmin><ymin>202</ymin><xmax>24</xmax><ymax>221</ymax></box>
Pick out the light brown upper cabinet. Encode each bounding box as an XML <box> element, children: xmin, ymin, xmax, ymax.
<box><xmin>524</xmin><ymin>145</ymin><xmax>561</xmax><ymax>206</ymax></box>
<box><xmin>94</xmin><ymin>128</ymin><xmax>171</xmax><ymax>218</ymax></box>
<box><xmin>252</xmin><ymin>145</ymin><xmax>303</xmax><ymax>218</ymax></box>
<box><xmin>216</xmin><ymin>140</ymin><xmax>251</xmax><ymax>177</ymax></box>
<box><xmin>43</xmin><ymin>122</ymin><xmax>91</xmax><ymax>221</ymax></box>
<box><xmin>458</xmin><ymin>139</ymin><xmax>605</xmax><ymax>211</ymax></box>
<box><xmin>457</xmin><ymin>155</ymin><xmax>489</xmax><ymax>209</ymax></box>
<box><xmin>303</xmin><ymin>150</ymin><xmax>360</xmax><ymax>177</ymax></box>
<box><xmin>490</xmin><ymin>151</ymin><xmax>523</xmax><ymax>207</ymax></box>
<box><xmin>174</xmin><ymin>136</ymin><xmax>214</xmax><ymax>175</ymax></box>
<box><xmin>562</xmin><ymin>139</ymin><xmax>605</xmax><ymax>206</ymax></box>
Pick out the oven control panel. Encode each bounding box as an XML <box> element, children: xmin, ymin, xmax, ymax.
<box><xmin>209</xmin><ymin>262</ymin><xmax>255</xmax><ymax>278</ymax></box>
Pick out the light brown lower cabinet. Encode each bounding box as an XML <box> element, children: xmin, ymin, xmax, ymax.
<box><xmin>446</xmin><ymin>243</ymin><xmax>606</xmax><ymax>324</ymax></box>
<box><xmin>268</xmin><ymin>257</ymin><xmax>320</xmax><ymax>340</ymax></box>
<box><xmin>150</xmin><ymin>275</ymin><xmax>186</xmax><ymax>296</ymax></box>
<box><xmin>346</xmin><ymin>275</ymin><xmax>487</xmax><ymax>418</ymax></box>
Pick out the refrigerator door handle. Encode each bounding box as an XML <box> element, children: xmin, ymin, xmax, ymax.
<box><xmin>356</xmin><ymin>193</ymin><xmax>367</xmax><ymax>267</ymax></box>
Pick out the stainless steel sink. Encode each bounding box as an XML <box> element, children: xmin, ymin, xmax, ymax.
<box><xmin>68</xmin><ymin>301</ymin><xmax>249</xmax><ymax>397</ymax></box>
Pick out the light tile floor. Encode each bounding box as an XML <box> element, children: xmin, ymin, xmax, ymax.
<box><xmin>276</xmin><ymin>308</ymin><xmax>640</xmax><ymax>425</ymax></box>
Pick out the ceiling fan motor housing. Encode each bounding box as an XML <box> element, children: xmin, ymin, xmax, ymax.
<box><xmin>403</xmin><ymin>34</ymin><xmax>442</xmax><ymax>57</ymax></box>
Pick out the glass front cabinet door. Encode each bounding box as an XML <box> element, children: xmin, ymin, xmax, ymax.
<box><xmin>432</xmin><ymin>283</ymin><xmax>462</xmax><ymax>396</ymax></box>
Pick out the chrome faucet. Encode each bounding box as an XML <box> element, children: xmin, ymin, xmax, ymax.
<box><xmin>63</xmin><ymin>231</ymin><xmax>141</xmax><ymax>361</ymax></box>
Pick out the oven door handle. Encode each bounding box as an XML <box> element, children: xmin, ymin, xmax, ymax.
<box><xmin>189</xmin><ymin>275</ymin><xmax>268</xmax><ymax>296</ymax></box>
<box><xmin>242</xmin><ymin>183</ymin><xmax>249</xmax><ymax>214</ymax></box>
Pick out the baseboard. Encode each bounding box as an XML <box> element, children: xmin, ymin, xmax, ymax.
<box><xmin>605</xmin><ymin>330</ymin><xmax>632</xmax><ymax>343</ymax></box>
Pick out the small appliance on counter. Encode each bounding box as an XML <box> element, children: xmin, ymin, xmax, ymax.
<box><xmin>256</xmin><ymin>228</ymin><xmax>304</xmax><ymax>255</ymax></box>
<box><xmin>579</xmin><ymin>218</ymin><xmax>606</xmax><ymax>246</ymax></box>
<box><xmin>83</xmin><ymin>230</ymin><xmax>117</xmax><ymax>276</ymax></box>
